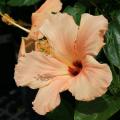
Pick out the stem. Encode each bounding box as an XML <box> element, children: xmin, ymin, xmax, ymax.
<box><xmin>0</xmin><ymin>12</ymin><xmax>30</xmax><ymax>33</ymax></box>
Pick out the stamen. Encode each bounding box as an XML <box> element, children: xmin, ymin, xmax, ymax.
<box><xmin>68</xmin><ymin>61</ymin><xmax>82</xmax><ymax>76</ymax></box>
<box><xmin>68</xmin><ymin>67</ymin><xmax>80</xmax><ymax>76</ymax></box>
<box><xmin>0</xmin><ymin>12</ymin><xmax>30</xmax><ymax>33</ymax></box>
<box><xmin>73</xmin><ymin>61</ymin><xmax>82</xmax><ymax>68</ymax></box>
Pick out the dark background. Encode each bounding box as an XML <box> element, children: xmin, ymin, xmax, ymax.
<box><xmin>0</xmin><ymin>0</ymin><xmax>120</xmax><ymax>119</ymax></box>
<box><xmin>0</xmin><ymin>5</ymin><xmax>48</xmax><ymax>119</ymax></box>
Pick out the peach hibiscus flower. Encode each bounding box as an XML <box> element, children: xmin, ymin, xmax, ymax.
<box><xmin>27</xmin><ymin>0</ymin><xmax>62</xmax><ymax>40</ymax></box>
<box><xmin>15</xmin><ymin>13</ymin><xmax>112</xmax><ymax>115</ymax></box>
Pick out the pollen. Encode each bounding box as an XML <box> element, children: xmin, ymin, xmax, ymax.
<box><xmin>35</xmin><ymin>39</ymin><xmax>52</xmax><ymax>54</ymax></box>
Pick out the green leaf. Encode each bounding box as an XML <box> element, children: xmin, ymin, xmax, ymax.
<box><xmin>46</xmin><ymin>98</ymin><xmax>74</xmax><ymax>120</ymax></box>
<box><xmin>74</xmin><ymin>95</ymin><xmax>120</xmax><ymax>120</ymax></box>
<box><xmin>108</xmin><ymin>65</ymin><xmax>120</xmax><ymax>95</ymax></box>
<box><xmin>64</xmin><ymin>2</ymin><xmax>86</xmax><ymax>25</ymax></box>
<box><xmin>0</xmin><ymin>0</ymin><xmax>6</xmax><ymax>5</ymax></box>
<box><xmin>7</xmin><ymin>0</ymin><xmax>40</xmax><ymax>6</ymax></box>
<box><xmin>0</xmin><ymin>6</ymin><xmax>4</xmax><ymax>12</ymax></box>
<box><xmin>0</xmin><ymin>1</ymin><xmax>10</xmax><ymax>13</ymax></box>
<box><xmin>104</xmin><ymin>13</ymin><xmax>120</xmax><ymax>69</ymax></box>
<box><xmin>0</xmin><ymin>0</ymin><xmax>6</xmax><ymax>12</ymax></box>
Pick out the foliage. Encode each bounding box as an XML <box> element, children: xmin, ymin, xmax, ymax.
<box><xmin>64</xmin><ymin>2</ymin><xmax>86</xmax><ymax>25</ymax></box>
<box><xmin>1</xmin><ymin>0</ymin><xmax>120</xmax><ymax>120</ymax></box>
<box><xmin>0</xmin><ymin>0</ymin><xmax>40</xmax><ymax>7</ymax></box>
<box><xmin>108</xmin><ymin>65</ymin><xmax>120</xmax><ymax>95</ymax></box>
<box><xmin>46</xmin><ymin>97</ymin><xmax>74</xmax><ymax>120</ymax></box>
<box><xmin>74</xmin><ymin>95</ymin><xmax>120</xmax><ymax>120</ymax></box>
<box><xmin>104</xmin><ymin>14</ymin><xmax>120</xmax><ymax>69</ymax></box>
<box><xmin>104</xmin><ymin>12</ymin><xmax>120</xmax><ymax>96</ymax></box>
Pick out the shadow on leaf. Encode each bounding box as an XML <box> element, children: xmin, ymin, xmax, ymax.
<box><xmin>75</xmin><ymin>97</ymin><xmax>108</xmax><ymax>114</ymax></box>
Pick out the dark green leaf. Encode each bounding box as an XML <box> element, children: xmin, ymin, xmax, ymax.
<box><xmin>104</xmin><ymin>13</ymin><xmax>120</xmax><ymax>69</ymax></box>
<box><xmin>64</xmin><ymin>2</ymin><xmax>86</xmax><ymax>25</ymax></box>
<box><xmin>7</xmin><ymin>0</ymin><xmax>40</xmax><ymax>6</ymax></box>
<box><xmin>0</xmin><ymin>6</ymin><xmax>5</xmax><ymax>12</ymax></box>
<box><xmin>74</xmin><ymin>95</ymin><xmax>120</xmax><ymax>120</ymax></box>
<box><xmin>0</xmin><ymin>0</ymin><xmax>6</xmax><ymax>12</ymax></box>
<box><xmin>46</xmin><ymin>98</ymin><xmax>74</xmax><ymax>120</ymax></box>
<box><xmin>109</xmin><ymin>65</ymin><xmax>120</xmax><ymax>95</ymax></box>
<box><xmin>0</xmin><ymin>0</ymin><xmax>6</xmax><ymax>5</ymax></box>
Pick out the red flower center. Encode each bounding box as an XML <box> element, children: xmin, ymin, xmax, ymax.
<box><xmin>68</xmin><ymin>61</ymin><xmax>82</xmax><ymax>76</ymax></box>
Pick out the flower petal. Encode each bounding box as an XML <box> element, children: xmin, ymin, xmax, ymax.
<box><xmin>27</xmin><ymin>0</ymin><xmax>62</xmax><ymax>40</ymax></box>
<box><xmin>36</xmin><ymin>0</ymin><xmax>62</xmax><ymax>13</ymax></box>
<box><xmin>27</xmin><ymin>13</ymin><xmax>48</xmax><ymax>40</ymax></box>
<box><xmin>14</xmin><ymin>51</ymin><xmax>68</xmax><ymax>89</ymax></box>
<box><xmin>40</xmin><ymin>13</ymin><xmax>78</xmax><ymax>66</ymax></box>
<box><xmin>69</xmin><ymin>56</ymin><xmax>112</xmax><ymax>101</ymax></box>
<box><xmin>76</xmin><ymin>13</ymin><xmax>108</xmax><ymax>59</ymax></box>
<box><xmin>32</xmin><ymin>75</ymin><xmax>71</xmax><ymax>115</ymax></box>
<box><xmin>19</xmin><ymin>38</ymin><xmax>26</xmax><ymax>57</ymax></box>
